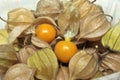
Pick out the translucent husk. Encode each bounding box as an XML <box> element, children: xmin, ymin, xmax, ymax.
<box><xmin>91</xmin><ymin>70</ymin><xmax>103</xmax><ymax>79</ymax></box>
<box><xmin>0</xmin><ymin>44</ymin><xmax>18</xmax><ymax>74</ymax></box>
<box><xmin>7</xmin><ymin>8</ymin><xmax>35</xmax><ymax>31</ymax></box>
<box><xmin>57</xmin><ymin>4</ymin><xmax>80</xmax><ymax>40</ymax></box>
<box><xmin>8</xmin><ymin>24</ymin><xmax>31</xmax><ymax>44</ymax></box>
<box><xmin>3</xmin><ymin>63</ymin><xmax>36</xmax><ymax>80</ymax></box>
<box><xmin>6</xmin><ymin>8</ymin><xmax>35</xmax><ymax>45</ymax></box>
<box><xmin>35</xmin><ymin>0</ymin><xmax>63</xmax><ymax>20</ymax></box>
<box><xmin>101</xmin><ymin>21</ymin><xmax>120</xmax><ymax>52</ymax></box>
<box><xmin>100</xmin><ymin>52</ymin><xmax>120</xmax><ymax>75</ymax></box>
<box><xmin>72</xmin><ymin>0</ymin><xmax>103</xmax><ymax>18</ymax></box>
<box><xmin>0</xmin><ymin>29</ymin><xmax>8</xmax><ymax>45</ymax></box>
<box><xmin>56</xmin><ymin>65</ymin><xmax>69</xmax><ymax>80</ymax></box>
<box><xmin>77</xmin><ymin>12</ymin><xmax>111</xmax><ymax>42</ymax></box>
<box><xmin>16</xmin><ymin>45</ymin><xmax>36</xmax><ymax>63</ymax></box>
<box><xmin>69</xmin><ymin>48</ymin><xmax>99</xmax><ymax>80</ymax></box>
<box><xmin>31</xmin><ymin>16</ymin><xmax>57</xmax><ymax>30</ymax></box>
<box><xmin>27</xmin><ymin>48</ymin><xmax>58</xmax><ymax>80</ymax></box>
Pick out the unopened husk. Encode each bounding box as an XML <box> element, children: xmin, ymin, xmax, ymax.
<box><xmin>69</xmin><ymin>48</ymin><xmax>99</xmax><ymax>80</ymax></box>
<box><xmin>0</xmin><ymin>44</ymin><xmax>18</xmax><ymax>74</ymax></box>
<box><xmin>3</xmin><ymin>63</ymin><xmax>36</xmax><ymax>80</ymax></box>
<box><xmin>101</xmin><ymin>21</ymin><xmax>120</xmax><ymax>52</ymax></box>
<box><xmin>100</xmin><ymin>52</ymin><xmax>120</xmax><ymax>75</ymax></box>
<box><xmin>27</xmin><ymin>48</ymin><xmax>58</xmax><ymax>80</ymax></box>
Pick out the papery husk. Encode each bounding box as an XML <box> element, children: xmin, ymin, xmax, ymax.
<box><xmin>100</xmin><ymin>52</ymin><xmax>120</xmax><ymax>76</ymax></box>
<box><xmin>35</xmin><ymin>0</ymin><xmax>62</xmax><ymax>20</ymax></box>
<box><xmin>0</xmin><ymin>44</ymin><xmax>18</xmax><ymax>74</ymax></box>
<box><xmin>27</xmin><ymin>48</ymin><xmax>58</xmax><ymax>80</ymax></box>
<box><xmin>0</xmin><ymin>29</ymin><xmax>8</xmax><ymax>45</ymax></box>
<box><xmin>69</xmin><ymin>48</ymin><xmax>99</xmax><ymax>80</ymax></box>
<box><xmin>77</xmin><ymin>12</ymin><xmax>111</xmax><ymax>42</ymax></box>
<box><xmin>31</xmin><ymin>16</ymin><xmax>57</xmax><ymax>33</ymax></box>
<box><xmin>32</xmin><ymin>16</ymin><xmax>57</xmax><ymax>28</ymax></box>
<box><xmin>56</xmin><ymin>65</ymin><xmax>69</xmax><ymax>80</ymax></box>
<box><xmin>91</xmin><ymin>70</ymin><xmax>103</xmax><ymax>79</ymax></box>
<box><xmin>101</xmin><ymin>21</ymin><xmax>120</xmax><ymax>52</ymax></box>
<box><xmin>3</xmin><ymin>63</ymin><xmax>36</xmax><ymax>80</ymax></box>
<box><xmin>57</xmin><ymin>4</ymin><xmax>80</xmax><ymax>39</ymax></box>
<box><xmin>16</xmin><ymin>45</ymin><xmax>36</xmax><ymax>63</ymax></box>
<box><xmin>8</xmin><ymin>24</ymin><xmax>31</xmax><ymax>44</ymax></box>
<box><xmin>31</xmin><ymin>35</ymin><xmax>51</xmax><ymax>49</ymax></box>
<box><xmin>59</xmin><ymin>0</ymin><xmax>72</xmax><ymax>9</ymax></box>
<box><xmin>72</xmin><ymin>0</ymin><xmax>103</xmax><ymax>18</ymax></box>
<box><xmin>7</xmin><ymin>8</ymin><xmax>35</xmax><ymax>31</ymax></box>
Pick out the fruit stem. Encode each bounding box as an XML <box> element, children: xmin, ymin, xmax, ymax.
<box><xmin>65</xmin><ymin>37</ymin><xmax>71</xmax><ymax>42</ymax></box>
<box><xmin>91</xmin><ymin>0</ymin><xmax>96</xmax><ymax>3</ymax></box>
<box><xmin>98</xmin><ymin>50</ymin><xmax>109</xmax><ymax>57</ymax></box>
<box><xmin>0</xmin><ymin>16</ymin><xmax>7</xmax><ymax>22</ymax></box>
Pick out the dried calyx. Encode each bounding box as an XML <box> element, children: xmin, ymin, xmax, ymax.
<box><xmin>6</xmin><ymin>8</ymin><xmax>35</xmax><ymax>44</ymax></box>
<box><xmin>0</xmin><ymin>29</ymin><xmax>9</xmax><ymax>45</ymax></box>
<box><xmin>69</xmin><ymin>48</ymin><xmax>99</xmax><ymax>80</ymax></box>
<box><xmin>7</xmin><ymin>8</ymin><xmax>35</xmax><ymax>31</ymax></box>
<box><xmin>72</xmin><ymin>0</ymin><xmax>103</xmax><ymax>18</ymax></box>
<box><xmin>27</xmin><ymin>48</ymin><xmax>58</xmax><ymax>80</ymax></box>
<box><xmin>56</xmin><ymin>65</ymin><xmax>69</xmax><ymax>80</ymax></box>
<box><xmin>3</xmin><ymin>63</ymin><xmax>36</xmax><ymax>80</ymax></box>
<box><xmin>76</xmin><ymin>11</ymin><xmax>111</xmax><ymax>42</ymax></box>
<box><xmin>16</xmin><ymin>45</ymin><xmax>36</xmax><ymax>63</ymax></box>
<box><xmin>35</xmin><ymin>0</ymin><xmax>63</xmax><ymax>20</ymax></box>
<box><xmin>100</xmin><ymin>52</ymin><xmax>120</xmax><ymax>75</ymax></box>
<box><xmin>57</xmin><ymin>0</ymin><xmax>111</xmax><ymax>44</ymax></box>
<box><xmin>101</xmin><ymin>21</ymin><xmax>120</xmax><ymax>52</ymax></box>
<box><xmin>0</xmin><ymin>44</ymin><xmax>18</xmax><ymax>74</ymax></box>
<box><xmin>57</xmin><ymin>4</ymin><xmax>80</xmax><ymax>41</ymax></box>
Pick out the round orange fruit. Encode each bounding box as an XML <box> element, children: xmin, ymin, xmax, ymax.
<box><xmin>54</xmin><ymin>40</ymin><xmax>78</xmax><ymax>63</ymax></box>
<box><xmin>35</xmin><ymin>23</ymin><xmax>56</xmax><ymax>43</ymax></box>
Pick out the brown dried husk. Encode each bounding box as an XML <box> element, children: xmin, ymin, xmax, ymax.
<box><xmin>56</xmin><ymin>65</ymin><xmax>69</xmax><ymax>80</ymax></box>
<box><xmin>7</xmin><ymin>8</ymin><xmax>35</xmax><ymax>31</ymax></box>
<box><xmin>57</xmin><ymin>4</ymin><xmax>80</xmax><ymax>39</ymax></box>
<box><xmin>8</xmin><ymin>24</ymin><xmax>31</xmax><ymax>44</ymax></box>
<box><xmin>27</xmin><ymin>48</ymin><xmax>58</xmax><ymax>80</ymax></box>
<box><xmin>91</xmin><ymin>70</ymin><xmax>103</xmax><ymax>79</ymax></box>
<box><xmin>7</xmin><ymin>8</ymin><xmax>35</xmax><ymax>45</ymax></box>
<box><xmin>100</xmin><ymin>52</ymin><xmax>120</xmax><ymax>75</ymax></box>
<box><xmin>3</xmin><ymin>63</ymin><xmax>36</xmax><ymax>80</ymax></box>
<box><xmin>0</xmin><ymin>29</ymin><xmax>9</xmax><ymax>45</ymax></box>
<box><xmin>0</xmin><ymin>44</ymin><xmax>18</xmax><ymax>74</ymax></box>
<box><xmin>31</xmin><ymin>16</ymin><xmax>57</xmax><ymax>33</ymax></box>
<box><xmin>72</xmin><ymin>0</ymin><xmax>103</xmax><ymax>18</ymax></box>
<box><xmin>31</xmin><ymin>35</ymin><xmax>51</xmax><ymax>48</ymax></box>
<box><xmin>16</xmin><ymin>45</ymin><xmax>36</xmax><ymax>63</ymax></box>
<box><xmin>77</xmin><ymin>12</ymin><xmax>111</xmax><ymax>42</ymax></box>
<box><xmin>35</xmin><ymin>0</ymin><xmax>63</xmax><ymax>19</ymax></box>
<box><xmin>69</xmin><ymin>48</ymin><xmax>99</xmax><ymax>80</ymax></box>
<box><xmin>59</xmin><ymin>0</ymin><xmax>72</xmax><ymax>8</ymax></box>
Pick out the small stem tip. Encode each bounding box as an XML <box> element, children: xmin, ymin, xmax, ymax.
<box><xmin>0</xmin><ymin>16</ymin><xmax>7</xmax><ymax>22</ymax></box>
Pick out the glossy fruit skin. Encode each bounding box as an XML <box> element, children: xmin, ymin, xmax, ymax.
<box><xmin>54</xmin><ymin>41</ymin><xmax>78</xmax><ymax>63</ymax></box>
<box><xmin>35</xmin><ymin>24</ymin><xmax>56</xmax><ymax>43</ymax></box>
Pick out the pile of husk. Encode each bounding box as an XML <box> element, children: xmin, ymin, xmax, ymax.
<box><xmin>0</xmin><ymin>0</ymin><xmax>120</xmax><ymax>80</ymax></box>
